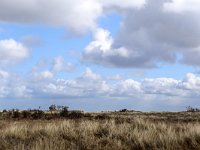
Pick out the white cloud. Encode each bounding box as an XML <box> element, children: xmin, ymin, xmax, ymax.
<box><xmin>110</xmin><ymin>79</ymin><xmax>141</xmax><ymax>96</ymax></box>
<box><xmin>30</xmin><ymin>70</ymin><xmax>54</xmax><ymax>82</ymax></box>
<box><xmin>81</xmin><ymin>68</ymin><xmax>101</xmax><ymax>81</ymax></box>
<box><xmin>2</xmin><ymin>67</ymin><xmax>200</xmax><ymax>110</ymax></box>
<box><xmin>2</xmin><ymin>0</ymin><xmax>200</xmax><ymax>68</ymax></box>
<box><xmin>0</xmin><ymin>72</ymin><xmax>32</xmax><ymax>98</ymax></box>
<box><xmin>83</xmin><ymin>28</ymin><xmax>130</xmax><ymax>67</ymax></box>
<box><xmin>0</xmin><ymin>0</ymin><xmax>147</xmax><ymax>34</ymax></box>
<box><xmin>0</xmin><ymin>39</ymin><xmax>29</xmax><ymax>66</ymax></box>
<box><xmin>141</xmin><ymin>78</ymin><xmax>181</xmax><ymax>96</ymax></box>
<box><xmin>40</xmin><ymin>70</ymin><xmax>54</xmax><ymax>79</ymax></box>
<box><xmin>52</xmin><ymin>56</ymin><xmax>74</xmax><ymax>72</ymax></box>
<box><xmin>180</xmin><ymin>73</ymin><xmax>200</xmax><ymax>91</ymax></box>
<box><xmin>13</xmin><ymin>85</ymin><xmax>32</xmax><ymax>98</ymax></box>
<box><xmin>0</xmin><ymin>0</ymin><xmax>103</xmax><ymax>34</ymax></box>
<box><xmin>0</xmin><ymin>70</ymin><xmax>10</xmax><ymax>79</ymax></box>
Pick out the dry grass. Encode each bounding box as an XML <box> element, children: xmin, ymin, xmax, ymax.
<box><xmin>1</xmin><ymin>112</ymin><xmax>200</xmax><ymax>150</ymax></box>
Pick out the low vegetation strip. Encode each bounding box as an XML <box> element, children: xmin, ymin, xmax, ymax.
<box><xmin>0</xmin><ymin>106</ymin><xmax>200</xmax><ymax>149</ymax></box>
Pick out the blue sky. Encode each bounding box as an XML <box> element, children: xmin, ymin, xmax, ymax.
<box><xmin>1</xmin><ymin>0</ymin><xmax>200</xmax><ymax>111</ymax></box>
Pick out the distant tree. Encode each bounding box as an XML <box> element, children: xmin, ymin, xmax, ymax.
<box><xmin>49</xmin><ymin>104</ymin><xmax>56</xmax><ymax>113</ymax></box>
<box><xmin>2</xmin><ymin>109</ymin><xmax>7</xmax><ymax>113</ymax></box>
<box><xmin>195</xmin><ymin>108</ymin><xmax>200</xmax><ymax>112</ymax></box>
<box><xmin>186</xmin><ymin>106</ymin><xmax>195</xmax><ymax>112</ymax></box>
<box><xmin>62</xmin><ymin>106</ymin><xmax>69</xmax><ymax>111</ymax></box>
<box><xmin>13</xmin><ymin>110</ymin><xmax>20</xmax><ymax>118</ymax></box>
<box><xmin>119</xmin><ymin>109</ymin><xmax>128</xmax><ymax>112</ymax></box>
<box><xmin>57</xmin><ymin>105</ymin><xmax>63</xmax><ymax>111</ymax></box>
<box><xmin>60</xmin><ymin>106</ymin><xmax>69</xmax><ymax>117</ymax></box>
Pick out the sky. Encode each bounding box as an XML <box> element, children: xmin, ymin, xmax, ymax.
<box><xmin>1</xmin><ymin>0</ymin><xmax>200</xmax><ymax>111</ymax></box>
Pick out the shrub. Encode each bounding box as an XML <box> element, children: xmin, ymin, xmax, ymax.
<box><xmin>95</xmin><ymin>114</ymin><xmax>110</xmax><ymax>120</ymax></box>
<box><xmin>186</xmin><ymin>106</ymin><xmax>200</xmax><ymax>112</ymax></box>
<box><xmin>68</xmin><ymin>111</ymin><xmax>84</xmax><ymax>119</ymax></box>
<box><xmin>7</xmin><ymin>111</ymin><xmax>13</xmax><ymax>118</ymax></box>
<box><xmin>60</xmin><ymin>106</ymin><xmax>69</xmax><ymax>117</ymax></box>
<box><xmin>49</xmin><ymin>104</ymin><xmax>56</xmax><ymax>112</ymax></box>
<box><xmin>2</xmin><ymin>109</ymin><xmax>7</xmax><ymax>113</ymax></box>
<box><xmin>12</xmin><ymin>110</ymin><xmax>20</xmax><ymax>118</ymax></box>
<box><xmin>119</xmin><ymin>109</ymin><xmax>128</xmax><ymax>112</ymax></box>
<box><xmin>21</xmin><ymin>110</ymin><xmax>31</xmax><ymax>119</ymax></box>
<box><xmin>31</xmin><ymin>110</ymin><xmax>44</xmax><ymax>119</ymax></box>
<box><xmin>84</xmin><ymin>113</ymin><xmax>92</xmax><ymax>118</ymax></box>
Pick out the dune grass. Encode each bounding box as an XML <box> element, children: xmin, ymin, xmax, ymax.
<box><xmin>0</xmin><ymin>112</ymin><xmax>200</xmax><ymax>150</ymax></box>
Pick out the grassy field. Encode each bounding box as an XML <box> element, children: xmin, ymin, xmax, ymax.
<box><xmin>1</xmin><ymin>110</ymin><xmax>200</xmax><ymax>150</ymax></box>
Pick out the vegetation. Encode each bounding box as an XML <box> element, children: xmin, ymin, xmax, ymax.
<box><xmin>1</xmin><ymin>106</ymin><xmax>200</xmax><ymax>149</ymax></box>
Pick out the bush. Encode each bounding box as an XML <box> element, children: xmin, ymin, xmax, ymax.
<box><xmin>186</xmin><ymin>106</ymin><xmax>200</xmax><ymax>112</ymax></box>
<box><xmin>2</xmin><ymin>109</ymin><xmax>7</xmax><ymax>113</ymax></box>
<box><xmin>21</xmin><ymin>110</ymin><xmax>31</xmax><ymax>119</ymax></box>
<box><xmin>49</xmin><ymin>104</ymin><xmax>56</xmax><ymax>112</ymax></box>
<box><xmin>60</xmin><ymin>106</ymin><xmax>69</xmax><ymax>117</ymax></box>
<box><xmin>68</xmin><ymin>111</ymin><xmax>84</xmax><ymax>119</ymax></box>
<box><xmin>13</xmin><ymin>110</ymin><xmax>20</xmax><ymax>118</ymax></box>
<box><xmin>7</xmin><ymin>111</ymin><xmax>13</xmax><ymax>118</ymax></box>
<box><xmin>31</xmin><ymin>110</ymin><xmax>44</xmax><ymax>119</ymax></box>
<box><xmin>95</xmin><ymin>114</ymin><xmax>110</xmax><ymax>120</ymax></box>
<box><xmin>84</xmin><ymin>113</ymin><xmax>92</xmax><ymax>118</ymax></box>
<box><xmin>119</xmin><ymin>109</ymin><xmax>128</xmax><ymax>112</ymax></box>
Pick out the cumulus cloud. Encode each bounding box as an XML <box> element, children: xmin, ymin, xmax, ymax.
<box><xmin>83</xmin><ymin>0</ymin><xmax>200</xmax><ymax>68</ymax></box>
<box><xmin>0</xmin><ymin>71</ymin><xmax>32</xmax><ymax>98</ymax></box>
<box><xmin>1</xmin><ymin>0</ymin><xmax>199</xmax><ymax>68</ymax></box>
<box><xmin>1</xmin><ymin>67</ymin><xmax>200</xmax><ymax>104</ymax></box>
<box><xmin>52</xmin><ymin>56</ymin><xmax>75</xmax><ymax>72</ymax></box>
<box><xmin>40</xmin><ymin>70</ymin><xmax>54</xmax><ymax>79</ymax></box>
<box><xmin>0</xmin><ymin>0</ymin><xmax>102</xmax><ymax>34</ymax></box>
<box><xmin>180</xmin><ymin>73</ymin><xmax>200</xmax><ymax>91</ymax></box>
<box><xmin>30</xmin><ymin>69</ymin><xmax>54</xmax><ymax>82</ymax></box>
<box><xmin>0</xmin><ymin>39</ymin><xmax>29</xmax><ymax>66</ymax></box>
<box><xmin>83</xmin><ymin>28</ymin><xmax>131</xmax><ymax>67</ymax></box>
<box><xmin>0</xmin><ymin>70</ymin><xmax>10</xmax><ymax>79</ymax></box>
<box><xmin>141</xmin><ymin>78</ymin><xmax>181</xmax><ymax>96</ymax></box>
<box><xmin>0</xmin><ymin>0</ymin><xmax>147</xmax><ymax>34</ymax></box>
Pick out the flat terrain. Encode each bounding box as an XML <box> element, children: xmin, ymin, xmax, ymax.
<box><xmin>1</xmin><ymin>111</ymin><xmax>200</xmax><ymax>150</ymax></box>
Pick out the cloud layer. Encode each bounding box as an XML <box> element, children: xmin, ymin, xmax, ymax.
<box><xmin>83</xmin><ymin>0</ymin><xmax>200</xmax><ymax>68</ymax></box>
<box><xmin>1</xmin><ymin>66</ymin><xmax>200</xmax><ymax>106</ymax></box>
<box><xmin>2</xmin><ymin>0</ymin><xmax>199</xmax><ymax>68</ymax></box>
<box><xmin>0</xmin><ymin>0</ymin><xmax>145</xmax><ymax>34</ymax></box>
